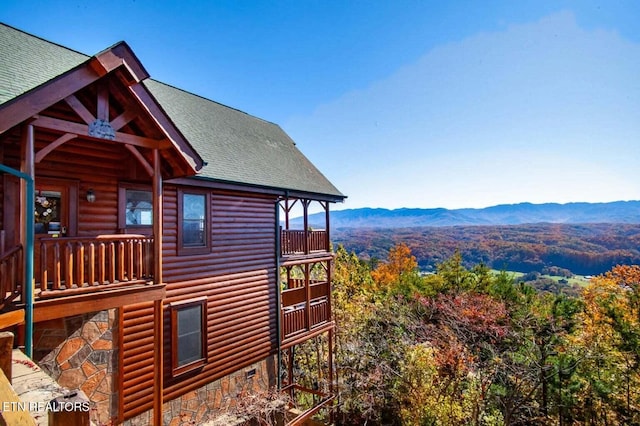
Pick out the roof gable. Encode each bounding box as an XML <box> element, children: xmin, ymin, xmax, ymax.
<box><xmin>0</xmin><ymin>24</ymin><xmax>203</xmax><ymax>176</ymax></box>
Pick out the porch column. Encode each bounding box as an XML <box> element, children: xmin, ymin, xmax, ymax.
<box><xmin>303</xmin><ymin>200</ymin><xmax>309</xmax><ymax>254</ymax></box>
<box><xmin>21</xmin><ymin>124</ymin><xmax>35</xmax><ymax>358</ymax></box>
<box><xmin>152</xmin><ymin>149</ymin><xmax>163</xmax><ymax>426</ymax></box>
<box><xmin>324</xmin><ymin>201</ymin><xmax>330</xmax><ymax>251</ymax></box>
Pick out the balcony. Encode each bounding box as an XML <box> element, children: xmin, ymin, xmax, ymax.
<box><xmin>36</xmin><ymin>234</ymin><xmax>154</xmax><ymax>297</ymax></box>
<box><xmin>281</xmin><ymin>277</ymin><xmax>331</xmax><ymax>346</ymax></box>
<box><xmin>0</xmin><ymin>234</ymin><xmax>164</xmax><ymax>323</ymax></box>
<box><xmin>280</xmin><ymin>229</ymin><xmax>329</xmax><ymax>257</ymax></box>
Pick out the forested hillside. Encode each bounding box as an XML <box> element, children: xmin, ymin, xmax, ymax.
<box><xmin>297</xmin><ymin>244</ymin><xmax>640</xmax><ymax>425</ymax></box>
<box><xmin>332</xmin><ymin>223</ymin><xmax>640</xmax><ymax>275</ymax></box>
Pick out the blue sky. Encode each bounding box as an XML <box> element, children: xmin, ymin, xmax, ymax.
<box><xmin>3</xmin><ymin>1</ymin><xmax>640</xmax><ymax>210</ymax></box>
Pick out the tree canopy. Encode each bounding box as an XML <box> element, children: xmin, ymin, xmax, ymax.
<box><xmin>325</xmin><ymin>243</ymin><xmax>640</xmax><ymax>425</ymax></box>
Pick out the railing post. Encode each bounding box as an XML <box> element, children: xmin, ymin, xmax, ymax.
<box><xmin>107</xmin><ymin>242</ymin><xmax>115</xmax><ymax>283</ymax></box>
<box><xmin>48</xmin><ymin>391</ymin><xmax>90</xmax><ymax>426</ymax></box>
<box><xmin>305</xmin><ymin>263</ymin><xmax>311</xmax><ymax>332</ymax></box>
<box><xmin>52</xmin><ymin>242</ymin><xmax>61</xmax><ymax>290</ymax></box>
<box><xmin>40</xmin><ymin>242</ymin><xmax>48</xmax><ymax>291</ymax></box>
<box><xmin>76</xmin><ymin>242</ymin><xmax>84</xmax><ymax>288</ymax></box>
<box><xmin>64</xmin><ymin>242</ymin><xmax>73</xmax><ymax>289</ymax></box>
<box><xmin>98</xmin><ymin>242</ymin><xmax>105</xmax><ymax>284</ymax></box>
<box><xmin>88</xmin><ymin>243</ymin><xmax>96</xmax><ymax>286</ymax></box>
<box><xmin>126</xmin><ymin>240</ymin><xmax>133</xmax><ymax>281</ymax></box>
<box><xmin>117</xmin><ymin>241</ymin><xmax>125</xmax><ymax>282</ymax></box>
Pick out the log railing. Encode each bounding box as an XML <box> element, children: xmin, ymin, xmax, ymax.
<box><xmin>282</xmin><ymin>279</ymin><xmax>330</xmax><ymax>340</ymax></box>
<box><xmin>0</xmin><ymin>245</ymin><xmax>23</xmax><ymax>311</ymax></box>
<box><xmin>37</xmin><ymin>235</ymin><xmax>154</xmax><ymax>298</ymax></box>
<box><xmin>280</xmin><ymin>229</ymin><xmax>328</xmax><ymax>256</ymax></box>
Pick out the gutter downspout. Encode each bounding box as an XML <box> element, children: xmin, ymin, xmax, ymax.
<box><xmin>0</xmin><ymin>163</ymin><xmax>34</xmax><ymax>358</ymax></box>
<box><xmin>275</xmin><ymin>199</ymin><xmax>282</xmax><ymax>389</ymax></box>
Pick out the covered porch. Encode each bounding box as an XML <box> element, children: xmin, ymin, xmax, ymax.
<box><xmin>0</xmin><ymin>39</ymin><xmax>203</xmax><ymax>426</ymax></box>
<box><xmin>0</xmin><ymin>40</ymin><xmax>202</xmax><ymax>324</ymax></box>
<box><xmin>0</xmin><ymin>233</ymin><xmax>163</xmax><ymax>323</ymax></box>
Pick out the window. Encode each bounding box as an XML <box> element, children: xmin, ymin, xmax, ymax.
<box><xmin>34</xmin><ymin>190</ymin><xmax>61</xmax><ymax>234</ymax></box>
<box><xmin>126</xmin><ymin>189</ymin><xmax>152</xmax><ymax>226</ymax></box>
<box><xmin>178</xmin><ymin>189</ymin><xmax>210</xmax><ymax>255</ymax></box>
<box><xmin>170</xmin><ymin>297</ymin><xmax>207</xmax><ymax>376</ymax></box>
<box><xmin>118</xmin><ymin>184</ymin><xmax>152</xmax><ymax>232</ymax></box>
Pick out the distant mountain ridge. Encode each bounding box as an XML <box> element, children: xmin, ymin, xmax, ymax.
<box><xmin>297</xmin><ymin>201</ymin><xmax>640</xmax><ymax>229</ymax></box>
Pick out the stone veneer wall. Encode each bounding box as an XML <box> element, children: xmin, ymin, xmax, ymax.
<box><xmin>34</xmin><ymin>309</ymin><xmax>117</xmax><ymax>426</ymax></box>
<box><xmin>124</xmin><ymin>356</ymin><xmax>277</xmax><ymax>426</ymax></box>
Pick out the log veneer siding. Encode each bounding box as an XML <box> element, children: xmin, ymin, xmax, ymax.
<box><xmin>120</xmin><ymin>188</ymin><xmax>278</xmax><ymax>419</ymax></box>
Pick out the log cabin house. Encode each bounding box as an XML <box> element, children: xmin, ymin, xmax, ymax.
<box><xmin>0</xmin><ymin>23</ymin><xmax>345</xmax><ymax>425</ymax></box>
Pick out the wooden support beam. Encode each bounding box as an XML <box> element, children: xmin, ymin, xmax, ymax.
<box><xmin>97</xmin><ymin>82</ymin><xmax>109</xmax><ymax>122</ymax></box>
<box><xmin>110</xmin><ymin>109</ymin><xmax>138</xmax><ymax>131</ymax></box>
<box><xmin>31</xmin><ymin>115</ymin><xmax>170</xmax><ymax>149</ymax></box>
<box><xmin>64</xmin><ymin>95</ymin><xmax>95</xmax><ymax>125</ymax></box>
<box><xmin>0</xmin><ymin>67</ymin><xmax>99</xmax><ymax>134</ymax></box>
<box><xmin>33</xmin><ymin>285</ymin><xmax>166</xmax><ymax>322</ymax></box>
<box><xmin>91</xmin><ymin>43</ymin><xmax>149</xmax><ymax>83</ymax></box>
<box><xmin>152</xmin><ymin>149</ymin><xmax>163</xmax><ymax>426</ymax></box>
<box><xmin>125</xmin><ymin>145</ymin><xmax>154</xmax><ymax>176</ymax></box>
<box><xmin>128</xmin><ymin>83</ymin><xmax>203</xmax><ymax>171</ymax></box>
<box><xmin>0</xmin><ymin>311</ymin><xmax>24</xmax><ymax>330</ymax></box>
<box><xmin>35</xmin><ymin>133</ymin><xmax>77</xmax><ymax>163</ymax></box>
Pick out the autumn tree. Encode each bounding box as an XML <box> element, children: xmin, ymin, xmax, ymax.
<box><xmin>370</xmin><ymin>242</ymin><xmax>422</xmax><ymax>295</ymax></box>
<box><xmin>571</xmin><ymin>265</ymin><xmax>640</xmax><ymax>424</ymax></box>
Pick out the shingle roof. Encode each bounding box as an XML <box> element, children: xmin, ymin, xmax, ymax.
<box><xmin>0</xmin><ymin>24</ymin><xmax>88</xmax><ymax>105</ymax></box>
<box><xmin>144</xmin><ymin>80</ymin><xmax>344</xmax><ymax>198</ymax></box>
<box><xmin>0</xmin><ymin>23</ymin><xmax>345</xmax><ymax>200</ymax></box>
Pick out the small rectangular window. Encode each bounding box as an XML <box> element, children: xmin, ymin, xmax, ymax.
<box><xmin>126</xmin><ymin>189</ymin><xmax>153</xmax><ymax>226</ymax></box>
<box><xmin>182</xmin><ymin>193</ymin><xmax>205</xmax><ymax>246</ymax></box>
<box><xmin>178</xmin><ymin>189</ymin><xmax>210</xmax><ymax>255</ymax></box>
<box><xmin>118</xmin><ymin>184</ymin><xmax>152</xmax><ymax>232</ymax></box>
<box><xmin>170</xmin><ymin>297</ymin><xmax>207</xmax><ymax>376</ymax></box>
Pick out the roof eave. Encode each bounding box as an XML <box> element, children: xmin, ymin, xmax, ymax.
<box><xmin>167</xmin><ymin>176</ymin><xmax>346</xmax><ymax>203</ymax></box>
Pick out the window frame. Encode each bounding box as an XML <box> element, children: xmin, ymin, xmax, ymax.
<box><xmin>118</xmin><ymin>183</ymin><xmax>153</xmax><ymax>234</ymax></box>
<box><xmin>170</xmin><ymin>296</ymin><xmax>208</xmax><ymax>377</ymax></box>
<box><xmin>177</xmin><ymin>188</ymin><xmax>211</xmax><ymax>255</ymax></box>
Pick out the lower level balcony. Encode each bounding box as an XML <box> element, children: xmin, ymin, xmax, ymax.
<box><xmin>281</xmin><ymin>278</ymin><xmax>332</xmax><ymax>345</ymax></box>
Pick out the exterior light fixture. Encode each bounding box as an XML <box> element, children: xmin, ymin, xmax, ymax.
<box><xmin>86</xmin><ymin>189</ymin><xmax>96</xmax><ymax>203</ymax></box>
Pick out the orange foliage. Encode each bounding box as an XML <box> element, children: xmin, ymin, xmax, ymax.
<box><xmin>370</xmin><ymin>242</ymin><xmax>418</xmax><ymax>290</ymax></box>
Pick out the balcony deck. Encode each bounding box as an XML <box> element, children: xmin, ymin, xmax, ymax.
<box><xmin>281</xmin><ymin>278</ymin><xmax>332</xmax><ymax>346</ymax></box>
<box><xmin>1</xmin><ymin>235</ymin><xmax>164</xmax><ymax>322</ymax></box>
<box><xmin>280</xmin><ymin>229</ymin><xmax>329</xmax><ymax>257</ymax></box>
<box><xmin>36</xmin><ymin>234</ymin><xmax>154</xmax><ymax>297</ymax></box>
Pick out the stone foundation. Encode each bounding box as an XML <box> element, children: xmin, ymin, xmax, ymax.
<box><xmin>124</xmin><ymin>356</ymin><xmax>278</xmax><ymax>426</ymax></box>
<box><xmin>34</xmin><ymin>310</ymin><xmax>117</xmax><ymax>425</ymax></box>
